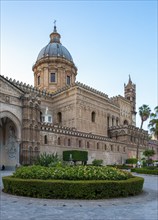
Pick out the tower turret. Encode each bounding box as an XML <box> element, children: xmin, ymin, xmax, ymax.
<box><xmin>124</xmin><ymin>75</ymin><xmax>137</xmax><ymax>126</ymax></box>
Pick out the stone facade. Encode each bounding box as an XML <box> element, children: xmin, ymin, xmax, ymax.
<box><xmin>0</xmin><ymin>25</ymin><xmax>157</xmax><ymax>169</ymax></box>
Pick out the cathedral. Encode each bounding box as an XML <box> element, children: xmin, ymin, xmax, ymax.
<box><xmin>0</xmin><ymin>24</ymin><xmax>150</xmax><ymax>169</ymax></box>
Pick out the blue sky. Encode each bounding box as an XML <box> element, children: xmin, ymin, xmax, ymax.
<box><xmin>1</xmin><ymin>0</ymin><xmax>157</xmax><ymax>130</ymax></box>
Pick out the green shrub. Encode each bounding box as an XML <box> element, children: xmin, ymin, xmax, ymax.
<box><xmin>108</xmin><ymin>164</ymin><xmax>133</xmax><ymax>170</ymax></box>
<box><xmin>2</xmin><ymin>176</ymin><xmax>144</xmax><ymax>199</ymax></box>
<box><xmin>92</xmin><ymin>159</ymin><xmax>103</xmax><ymax>166</ymax></box>
<box><xmin>126</xmin><ymin>158</ymin><xmax>137</xmax><ymax>164</ymax></box>
<box><xmin>131</xmin><ymin>168</ymin><xmax>158</xmax><ymax>175</ymax></box>
<box><xmin>35</xmin><ymin>152</ymin><xmax>60</xmax><ymax>167</ymax></box>
<box><xmin>12</xmin><ymin>165</ymin><xmax>133</xmax><ymax>181</ymax></box>
<box><xmin>144</xmin><ymin>166</ymin><xmax>158</xmax><ymax>170</ymax></box>
<box><xmin>63</xmin><ymin>150</ymin><xmax>88</xmax><ymax>163</ymax></box>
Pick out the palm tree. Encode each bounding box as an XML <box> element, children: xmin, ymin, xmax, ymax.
<box><xmin>139</xmin><ymin>104</ymin><xmax>151</xmax><ymax>129</ymax></box>
<box><xmin>136</xmin><ymin>104</ymin><xmax>151</xmax><ymax>159</ymax></box>
<box><xmin>148</xmin><ymin>106</ymin><xmax>158</xmax><ymax>140</ymax></box>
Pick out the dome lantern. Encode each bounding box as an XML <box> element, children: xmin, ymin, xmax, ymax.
<box><xmin>49</xmin><ymin>22</ymin><xmax>61</xmax><ymax>44</ymax></box>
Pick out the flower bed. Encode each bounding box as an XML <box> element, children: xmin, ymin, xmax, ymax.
<box><xmin>12</xmin><ymin>165</ymin><xmax>133</xmax><ymax>180</ymax></box>
<box><xmin>2</xmin><ymin>165</ymin><xmax>144</xmax><ymax>199</ymax></box>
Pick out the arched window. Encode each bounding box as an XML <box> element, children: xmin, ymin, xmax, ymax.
<box><xmin>57</xmin><ymin>112</ymin><xmax>62</xmax><ymax>123</ymax></box>
<box><xmin>97</xmin><ymin>142</ymin><xmax>99</xmax><ymax>149</ymax></box>
<box><xmin>87</xmin><ymin>142</ymin><xmax>89</xmax><ymax>148</ymax></box>
<box><xmin>40</xmin><ymin>112</ymin><xmax>43</xmax><ymax>122</ymax></box>
<box><xmin>91</xmin><ymin>111</ymin><xmax>96</xmax><ymax>122</ymax></box>
<box><xmin>68</xmin><ymin>139</ymin><xmax>71</xmax><ymax>146</ymax></box>
<box><xmin>112</xmin><ymin>117</ymin><xmax>114</xmax><ymax>126</ymax></box>
<box><xmin>66</xmin><ymin>76</ymin><xmax>71</xmax><ymax>85</ymax></box>
<box><xmin>44</xmin><ymin>135</ymin><xmax>47</xmax><ymax>144</ymax></box>
<box><xmin>117</xmin><ymin>146</ymin><xmax>119</xmax><ymax>151</ymax></box>
<box><xmin>107</xmin><ymin>116</ymin><xmax>110</xmax><ymax>127</ymax></box>
<box><xmin>50</xmin><ymin>73</ymin><xmax>56</xmax><ymax>82</ymax></box>
<box><xmin>116</xmin><ymin>118</ymin><xmax>119</xmax><ymax>126</ymax></box>
<box><xmin>104</xmin><ymin>144</ymin><xmax>107</xmax><ymax>150</ymax></box>
<box><xmin>79</xmin><ymin>140</ymin><xmax>81</xmax><ymax>148</ymax></box>
<box><xmin>124</xmin><ymin>120</ymin><xmax>128</xmax><ymax>125</ymax></box>
<box><xmin>38</xmin><ymin>76</ymin><xmax>40</xmax><ymax>85</ymax></box>
<box><xmin>111</xmin><ymin>145</ymin><xmax>113</xmax><ymax>151</ymax></box>
<box><xmin>57</xmin><ymin>137</ymin><xmax>61</xmax><ymax>145</ymax></box>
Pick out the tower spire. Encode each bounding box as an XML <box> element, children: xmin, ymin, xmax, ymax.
<box><xmin>53</xmin><ymin>20</ymin><xmax>57</xmax><ymax>33</ymax></box>
<box><xmin>128</xmin><ymin>74</ymin><xmax>132</xmax><ymax>83</ymax></box>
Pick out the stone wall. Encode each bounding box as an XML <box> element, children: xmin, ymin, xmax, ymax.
<box><xmin>40</xmin><ymin>124</ymin><xmax>127</xmax><ymax>165</ymax></box>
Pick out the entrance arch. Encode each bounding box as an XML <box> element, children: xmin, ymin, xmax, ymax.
<box><xmin>0</xmin><ymin>111</ymin><xmax>22</xmax><ymax>170</ymax></box>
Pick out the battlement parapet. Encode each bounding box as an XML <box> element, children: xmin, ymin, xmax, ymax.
<box><xmin>40</xmin><ymin>123</ymin><xmax>126</xmax><ymax>144</ymax></box>
<box><xmin>75</xmin><ymin>81</ymin><xmax>109</xmax><ymax>98</ymax></box>
<box><xmin>109</xmin><ymin>125</ymin><xmax>148</xmax><ymax>135</ymax></box>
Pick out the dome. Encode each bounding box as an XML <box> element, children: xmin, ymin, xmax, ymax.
<box><xmin>36</xmin><ymin>25</ymin><xmax>73</xmax><ymax>63</ymax></box>
<box><xmin>37</xmin><ymin>43</ymin><xmax>73</xmax><ymax>62</ymax></box>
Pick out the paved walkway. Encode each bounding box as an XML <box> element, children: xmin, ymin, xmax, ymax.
<box><xmin>0</xmin><ymin>171</ymin><xmax>158</xmax><ymax>220</ymax></box>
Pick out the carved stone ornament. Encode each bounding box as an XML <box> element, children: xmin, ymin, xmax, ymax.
<box><xmin>6</xmin><ymin>126</ymin><xmax>17</xmax><ymax>159</ymax></box>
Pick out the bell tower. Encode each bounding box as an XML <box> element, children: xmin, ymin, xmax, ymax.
<box><xmin>124</xmin><ymin>75</ymin><xmax>137</xmax><ymax>126</ymax></box>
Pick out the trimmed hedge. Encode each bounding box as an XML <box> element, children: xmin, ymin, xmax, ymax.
<box><xmin>2</xmin><ymin>176</ymin><xmax>144</xmax><ymax>199</ymax></box>
<box><xmin>63</xmin><ymin>150</ymin><xmax>88</xmax><ymax>162</ymax></box>
<box><xmin>107</xmin><ymin>165</ymin><xmax>133</xmax><ymax>170</ymax></box>
<box><xmin>131</xmin><ymin>168</ymin><xmax>158</xmax><ymax>175</ymax></box>
<box><xmin>126</xmin><ymin>158</ymin><xmax>137</xmax><ymax>164</ymax></box>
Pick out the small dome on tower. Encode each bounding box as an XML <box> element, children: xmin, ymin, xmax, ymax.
<box><xmin>36</xmin><ymin>24</ymin><xmax>73</xmax><ymax>63</ymax></box>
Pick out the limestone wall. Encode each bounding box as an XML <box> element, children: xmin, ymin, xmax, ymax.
<box><xmin>40</xmin><ymin>125</ymin><xmax>127</xmax><ymax>165</ymax></box>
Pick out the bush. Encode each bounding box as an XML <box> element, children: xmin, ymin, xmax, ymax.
<box><xmin>63</xmin><ymin>150</ymin><xmax>88</xmax><ymax>163</ymax></box>
<box><xmin>131</xmin><ymin>168</ymin><xmax>158</xmax><ymax>175</ymax></box>
<box><xmin>126</xmin><ymin>158</ymin><xmax>137</xmax><ymax>164</ymax></box>
<box><xmin>92</xmin><ymin>159</ymin><xmax>103</xmax><ymax>166</ymax></box>
<box><xmin>2</xmin><ymin>176</ymin><xmax>144</xmax><ymax>199</ymax></box>
<box><xmin>35</xmin><ymin>152</ymin><xmax>60</xmax><ymax>167</ymax></box>
<box><xmin>12</xmin><ymin>165</ymin><xmax>133</xmax><ymax>181</ymax></box>
<box><xmin>108</xmin><ymin>164</ymin><xmax>133</xmax><ymax>170</ymax></box>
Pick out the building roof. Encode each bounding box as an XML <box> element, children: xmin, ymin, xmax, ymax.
<box><xmin>36</xmin><ymin>25</ymin><xmax>73</xmax><ymax>63</ymax></box>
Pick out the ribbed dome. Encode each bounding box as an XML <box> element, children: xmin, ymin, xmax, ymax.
<box><xmin>37</xmin><ymin>43</ymin><xmax>73</xmax><ymax>62</ymax></box>
<box><xmin>36</xmin><ymin>25</ymin><xmax>73</xmax><ymax>63</ymax></box>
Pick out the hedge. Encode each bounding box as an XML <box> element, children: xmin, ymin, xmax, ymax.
<box><xmin>126</xmin><ymin>158</ymin><xmax>137</xmax><ymax>164</ymax></box>
<box><xmin>107</xmin><ymin>165</ymin><xmax>133</xmax><ymax>170</ymax></box>
<box><xmin>131</xmin><ymin>168</ymin><xmax>158</xmax><ymax>175</ymax></box>
<box><xmin>63</xmin><ymin>150</ymin><xmax>88</xmax><ymax>162</ymax></box>
<box><xmin>2</xmin><ymin>176</ymin><xmax>144</xmax><ymax>199</ymax></box>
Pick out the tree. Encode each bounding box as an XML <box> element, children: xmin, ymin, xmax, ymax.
<box><xmin>136</xmin><ymin>104</ymin><xmax>151</xmax><ymax>159</ymax></box>
<box><xmin>139</xmin><ymin>104</ymin><xmax>151</xmax><ymax>129</ymax></box>
<box><xmin>143</xmin><ymin>149</ymin><xmax>155</xmax><ymax>166</ymax></box>
<box><xmin>148</xmin><ymin>106</ymin><xmax>158</xmax><ymax>140</ymax></box>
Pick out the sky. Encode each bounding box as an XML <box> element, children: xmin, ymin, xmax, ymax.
<box><xmin>1</xmin><ymin>0</ymin><xmax>157</xmax><ymax>131</ymax></box>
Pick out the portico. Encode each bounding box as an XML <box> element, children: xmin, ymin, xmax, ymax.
<box><xmin>0</xmin><ymin>111</ymin><xmax>21</xmax><ymax>170</ymax></box>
